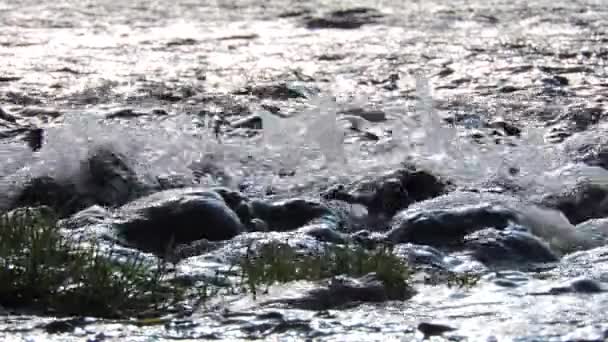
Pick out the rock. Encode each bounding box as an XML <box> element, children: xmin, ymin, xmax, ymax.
<box><xmin>104</xmin><ymin>108</ymin><xmax>145</xmax><ymax>119</ymax></box>
<box><xmin>0</xmin><ymin>126</ymin><xmax>44</xmax><ymax>151</ymax></box>
<box><xmin>389</xmin><ymin>191</ymin><xmax>593</xmax><ymax>253</ymax></box>
<box><xmin>249</xmin><ymin>199</ymin><xmax>336</xmax><ymax>232</ymax></box>
<box><xmin>541</xmin><ymin>74</ymin><xmax>569</xmax><ymax>86</ymax></box>
<box><xmin>16</xmin><ymin>145</ymin><xmax>145</xmax><ymax>216</ymax></box>
<box><xmin>350</xmin><ymin>230</ymin><xmax>389</xmax><ymax>248</ymax></box>
<box><xmin>230</xmin><ymin>114</ymin><xmax>262</xmax><ymax>129</ymax></box>
<box><xmin>298</xmin><ymin>223</ymin><xmax>348</xmax><ymax>243</ymax></box>
<box><xmin>58</xmin><ymin>205</ymin><xmax>111</xmax><ymax>230</ymax></box>
<box><xmin>575</xmin><ymin>218</ymin><xmax>608</xmax><ymax>245</ymax></box>
<box><xmin>166</xmin><ymin>38</ymin><xmax>198</xmax><ymax>47</ymax></box>
<box><xmin>417</xmin><ymin>322</ymin><xmax>457</xmax><ymax>338</ymax></box>
<box><xmin>393</xmin><ymin>243</ymin><xmax>452</xmax><ymax>269</ymax></box>
<box><xmin>84</xmin><ymin>146</ymin><xmax>142</xmax><ymax>207</ymax></box>
<box><xmin>559</xmin><ymin>104</ymin><xmax>604</xmax><ymax>132</ymax></box>
<box><xmin>23</xmin><ymin>128</ymin><xmax>44</xmax><ymax>151</ymax></box>
<box><xmin>322</xmin><ymin>166</ymin><xmax>449</xmax><ymax>218</ymax></box>
<box><xmin>548</xmin><ymin>277</ymin><xmax>604</xmax><ymax>294</ymax></box>
<box><xmin>562</xmin><ymin>127</ymin><xmax>608</xmax><ymax>169</ymax></box>
<box><xmin>0</xmin><ymin>106</ymin><xmax>17</xmax><ymax>122</ymax></box>
<box><xmin>488</xmin><ymin>118</ymin><xmax>521</xmax><ymax>136</ymax></box>
<box><xmin>233</xmin><ymin>83</ymin><xmax>307</xmax><ymax>100</ymax></box>
<box><xmin>387</xmin><ymin>203</ymin><xmax>517</xmax><ymax>246</ymax></box>
<box><xmin>304</xmin><ymin>8</ymin><xmax>384</xmax><ymax>29</ymax></box>
<box><xmin>555</xmin><ymin>245</ymin><xmax>608</xmax><ymax>280</ymax></box>
<box><xmin>498</xmin><ymin>85</ymin><xmax>520</xmax><ymax>93</ymax></box>
<box><xmin>114</xmin><ymin>188</ymin><xmax>245</xmax><ymax>253</ymax></box>
<box><xmin>263</xmin><ymin>273</ymin><xmax>414</xmax><ymax>310</ymax></box>
<box><xmin>338</xmin><ymin>107</ymin><xmax>386</xmax><ymax>122</ymax></box>
<box><xmin>15</xmin><ymin>177</ymin><xmax>83</xmax><ymax>216</ymax></box>
<box><xmin>189</xmin><ymin>155</ymin><xmax>235</xmax><ymax>187</ymax></box>
<box><xmin>464</xmin><ymin>225</ymin><xmax>559</xmax><ymax>265</ymax></box>
<box><xmin>538</xmin><ymin>181</ymin><xmax>608</xmax><ymax>225</ymax></box>
<box><xmin>18</xmin><ymin>106</ymin><xmax>62</xmax><ymax>118</ymax></box>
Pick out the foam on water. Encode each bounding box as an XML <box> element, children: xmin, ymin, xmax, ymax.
<box><xmin>2</xmin><ymin>75</ymin><xmax>608</xmax><ymax>207</ymax></box>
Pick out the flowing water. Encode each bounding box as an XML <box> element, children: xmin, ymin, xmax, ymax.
<box><xmin>2</xmin><ymin>0</ymin><xmax>608</xmax><ymax>340</ymax></box>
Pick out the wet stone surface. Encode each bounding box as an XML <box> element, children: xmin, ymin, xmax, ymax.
<box><xmin>2</xmin><ymin>0</ymin><xmax>608</xmax><ymax>340</ymax></box>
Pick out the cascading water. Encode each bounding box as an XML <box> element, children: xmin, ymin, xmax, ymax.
<box><xmin>2</xmin><ymin>74</ymin><xmax>608</xmax><ymax>207</ymax></box>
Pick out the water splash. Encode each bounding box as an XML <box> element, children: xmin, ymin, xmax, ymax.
<box><xmin>2</xmin><ymin>76</ymin><xmax>608</xmax><ymax>207</ymax></box>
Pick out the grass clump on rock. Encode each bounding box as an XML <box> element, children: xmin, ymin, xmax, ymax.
<box><xmin>0</xmin><ymin>207</ymin><xmax>181</xmax><ymax>318</ymax></box>
<box><xmin>239</xmin><ymin>242</ymin><xmax>413</xmax><ymax>299</ymax></box>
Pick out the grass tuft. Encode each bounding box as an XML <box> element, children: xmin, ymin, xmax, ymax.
<box><xmin>0</xmin><ymin>207</ymin><xmax>182</xmax><ymax>318</ymax></box>
<box><xmin>238</xmin><ymin>242</ymin><xmax>413</xmax><ymax>299</ymax></box>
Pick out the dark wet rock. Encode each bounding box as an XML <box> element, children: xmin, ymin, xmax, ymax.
<box><xmin>393</xmin><ymin>243</ymin><xmax>452</xmax><ymax>269</ymax></box>
<box><xmin>0</xmin><ymin>126</ymin><xmax>44</xmax><ymax>151</ymax></box>
<box><xmin>545</xmin><ymin>124</ymin><xmax>572</xmax><ymax>143</ymax></box>
<box><xmin>562</xmin><ymin>128</ymin><xmax>608</xmax><ymax>169</ymax></box>
<box><xmin>22</xmin><ymin>127</ymin><xmax>44</xmax><ymax>151</ymax></box>
<box><xmin>575</xmin><ymin>218</ymin><xmax>608</xmax><ymax>245</ymax></box>
<box><xmin>558</xmin><ymin>104</ymin><xmax>605</xmax><ymax>131</ymax></box>
<box><xmin>464</xmin><ymin>225</ymin><xmax>559</xmax><ymax>266</ymax></box>
<box><xmin>104</xmin><ymin>108</ymin><xmax>146</xmax><ymax>119</ymax></box>
<box><xmin>298</xmin><ymin>223</ymin><xmax>348</xmax><ymax>243</ymax></box>
<box><xmin>14</xmin><ymin>146</ymin><xmax>144</xmax><ymax>216</ymax></box>
<box><xmin>217</xmin><ymin>33</ymin><xmax>259</xmax><ymax>41</ymax></box>
<box><xmin>154</xmin><ymin>173</ymin><xmax>195</xmax><ymax>190</ymax></box>
<box><xmin>17</xmin><ymin>106</ymin><xmax>62</xmax><ymax>118</ymax></box>
<box><xmin>43</xmin><ymin>318</ymin><xmax>89</xmax><ymax>334</ymax></box>
<box><xmin>230</xmin><ymin>114</ymin><xmax>262</xmax><ymax>129</ymax></box>
<box><xmin>555</xmin><ymin>245</ymin><xmax>608</xmax><ymax>280</ymax></box>
<box><xmin>338</xmin><ymin>107</ymin><xmax>386</xmax><ymax>122</ymax></box>
<box><xmin>436</xmin><ymin>67</ymin><xmax>455</xmax><ymax>78</ymax></box>
<box><xmin>569</xmin><ymin>277</ymin><xmax>604</xmax><ymax>293</ymax></box>
<box><xmin>171</xmin><ymin>238</ymin><xmax>218</xmax><ymax>260</ymax></box>
<box><xmin>322</xmin><ymin>166</ymin><xmax>449</xmax><ymax>218</ymax></box>
<box><xmin>488</xmin><ymin>118</ymin><xmax>521</xmax><ymax>136</ymax></box>
<box><xmin>317</xmin><ymin>53</ymin><xmax>345</xmax><ymax>61</ymax></box>
<box><xmin>233</xmin><ymin>83</ymin><xmax>307</xmax><ymax>100</ymax></box>
<box><xmin>58</xmin><ymin>205</ymin><xmax>111</xmax><ymax>230</ymax></box>
<box><xmin>15</xmin><ymin>177</ymin><xmax>82</xmax><ymax>216</ymax></box>
<box><xmin>387</xmin><ymin>203</ymin><xmax>517</xmax><ymax>246</ymax></box>
<box><xmin>498</xmin><ymin>85</ymin><xmax>520</xmax><ymax>93</ymax></box>
<box><xmin>417</xmin><ymin>322</ymin><xmax>456</xmax><ymax>338</ymax></box>
<box><xmin>166</xmin><ymin>38</ymin><xmax>198</xmax><ymax>47</ymax></box>
<box><xmin>0</xmin><ymin>106</ymin><xmax>17</xmax><ymax>123</ymax></box>
<box><xmin>548</xmin><ymin>277</ymin><xmax>604</xmax><ymax>294</ymax></box>
<box><xmin>0</xmin><ymin>76</ymin><xmax>22</xmax><ymax>82</ymax></box>
<box><xmin>249</xmin><ymin>199</ymin><xmax>335</xmax><ymax>232</ymax></box>
<box><xmin>538</xmin><ymin>181</ymin><xmax>608</xmax><ymax>225</ymax></box>
<box><xmin>350</xmin><ymin>229</ymin><xmax>386</xmax><ymax>246</ymax></box>
<box><xmin>541</xmin><ymin>74</ymin><xmax>569</xmax><ymax>86</ymax></box>
<box><xmin>84</xmin><ymin>146</ymin><xmax>142</xmax><ymax>207</ymax></box>
<box><xmin>189</xmin><ymin>156</ymin><xmax>235</xmax><ymax>187</ymax></box>
<box><xmin>304</xmin><ymin>7</ymin><xmax>384</xmax><ymax>30</ymax></box>
<box><xmin>264</xmin><ymin>273</ymin><xmax>414</xmax><ymax>310</ymax></box>
<box><xmin>198</xmin><ymin>95</ymin><xmax>252</xmax><ymax>118</ymax></box>
<box><xmin>114</xmin><ymin>188</ymin><xmax>244</xmax><ymax>253</ymax></box>
<box><xmin>278</xmin><ymin>9</ymin><xmax>312</xmax><ymax>18</ymax></box>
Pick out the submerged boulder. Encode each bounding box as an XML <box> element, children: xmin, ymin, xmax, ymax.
<box><xmin>262</xmin><ymin>273</ymin><xmax>415</xmax><ymax>310</ymax></box>
<box><xmin>387</xmin><ymin>203</ymin><xmax>517</xmax><ymax>246</ymax></box>
<box><xmin>84</xmin><ymin>146</ymin><xmax>141</xmax><ymax>207</ymax></box>
<box><xmin>249</xmin><ymin>198</ymin><xmax>335</xmax><ymax>232</ymax></box>
<box><xmin>537</xmin><ymin>181</ymin><xmax>608</xmax><ymax>225</ymax></box>
<box><xmin>304</xmin><ymin>7</ymin><xmax>384</xmax><ymax>30</ymax></box>
<box><xmin>464</xmin><ymin>226</ymin><xmax>559</xmax><ymax>266</ymax></box>
<box><xmin>114</xmin><ymin>187</ymin><xmax>245</xmax><ymax>254</ymax></box>
<box><xmin>13</xmin><ymin>145</ymin><xmax>143</xmax><ymax>217</ymax></box>
<box><xmin>322</xmin><ymin>165</ymin><xmax>449</xmax><ymax>218</ymax></box>
<box><xmin>387</xmin><ymin>191</ymin><xmax>596</xmax><ymax>255</ymax></box>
